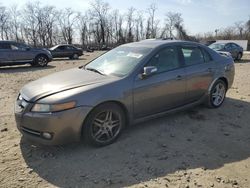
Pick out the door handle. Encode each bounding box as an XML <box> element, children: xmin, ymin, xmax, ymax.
<box><xmin>176</xmin><ymin>75</ymin><xmax>182</xmax><ymax>80</ymax></box>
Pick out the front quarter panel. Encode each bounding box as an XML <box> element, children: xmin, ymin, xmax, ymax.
<box><xmin>37</xmin><ymin>78</ymin><xmax>134</xmax><ymax>120</ymax></box>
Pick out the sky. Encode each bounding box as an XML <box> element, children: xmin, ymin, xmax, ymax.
<box><xmin>1</xmin><ymin>0</ymin><xmax>249</xmax><ymax>35</ymax></box>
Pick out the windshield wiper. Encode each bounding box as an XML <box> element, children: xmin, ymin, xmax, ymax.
<box><xmin>85</xmin><ymin>67</ymin><xmax>105</xmax><ymax>75</ymax></box>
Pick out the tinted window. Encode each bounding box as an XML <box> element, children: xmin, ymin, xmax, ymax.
<box><xmin>10</xmin><ymin>43</ymin><xmax>29</xmax><ymax>50</ymax></box>
<box><xmin>147</xmin><ymin>46</ymin><xmax>180</xmax><ymax>73</ymax></box>
<box><xmin>66</xmin><ymin>46</ymin><xmax>76</xmax><ymax>50</ymax></box>
<box><xmin>231</xmin><ymin>43</ymin><xmax>239</xmax><ymax>48</ymax></box>
<box><xmin>201</xmin><ymin>48</ymin><xmax>212</xmax><ymax>62</ymax></box>
<box><xmin>209</xmin><ymin>43</ymin><xmax>225</xmax><ymax>50</ymax></box>
<box><xmin>225</xmin><ymin>44</ymin><xmax>231</xmax><ymax>50</ymax></box>
<box><xmin>10</xmin><ymin>44</ymin><xmax>19</xmax><ymax>50</ymax></box>
<box><xmin>0</xmin><ymin>43</ymin><xmax>11</xmax><ymax>50</ymax></box>
<box><xmin>57</xmin><ymin>46</ymin><xmax>66</xmax><ymax>50</ymax></box>
<box><xmin>181</xmin><ymin>46</ymin><xmax>204</xmax><ymax>66</ymax></box>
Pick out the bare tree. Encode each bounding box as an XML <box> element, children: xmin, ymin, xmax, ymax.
<box><xmin>134</xmin><ymin>11</ymin><xmax>144</xmax><ymax>41</ymax></box>
<box><xmin>145</xmin><ymin>18</ymin><xmax>151</xmax><ymax>39</ymax></box>
<box><xmin>78</xmin><ymin>13</ymin><xmax>89</xmax><ymax>48</ymax></box>
<box><xmin>58</xmin><ymin>8</ymin><xmax>78</xmax><ymax>44</ymax></box>
<box><xmin>0</xmin><ymin>6</ymin><xmax>10</xmax><ymax>40</ymax></box>
<box><xmin>8</xmin><ymin>5</ymin><xmax>21</xmax><ymax>41</ymax></box>
<box><xmin>220</xmin><ymin>27</ymin><xmax>235</xmax><ymax>40</ymax></box>
<box><xmin>163</xmin><ymin>12</ymin><xmax>183</xmax><ymax>38</ymax></box>
<box><xmin>235</xmin><ymin>21</ymin><xmax>245</xmax><ymax>39</ymax></box>
<box><xmin>147</xmin><ymin>3</ymin><xmax>159</xmax><ymax>38</ymax></box>
<box><xmin>22</xmin><ymin>2</ymin><xmax>40</xmax><ymax>46</ymax></box>
<box><xmin>126</xmin><ymin>7</ymin><xmax>136</xmax><ymax>42</ymax></box>
<box><xmin>0</xmin><ymin>1</ymin><xmax>249</xmax><ymax>48</ymax></box>
<box><xmin>90</xmin><ymin>0</ymin><xmax>110</xmax><ymax>46</ymax></box>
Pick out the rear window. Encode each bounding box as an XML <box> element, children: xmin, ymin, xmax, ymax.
<box><xmin>181</xmin><ymin>46</ymin><xmax>204</xmax><ymax>66</ymax></box>
<box><xmin>201</xmin><ymin>48</ymin><xmax>213</xmax><ymax>62</ymax></box>
<box><xmin>0</xmin><ymin>43</ymin><xmax>11</xmax><ymax>50</ymax></box>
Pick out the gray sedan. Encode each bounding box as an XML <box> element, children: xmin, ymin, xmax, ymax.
<box><xmin>209</xmin><ymin>42</ymin><xmax>243</xmax><ymax>60</ymax></box>
<box><xmin>15</xmin><ymin>40</ymin><xmax>235</xmax><ymax>146</ymax></box>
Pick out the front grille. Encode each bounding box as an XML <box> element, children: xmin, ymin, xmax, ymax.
<box><xmin>21</xmin><ymin>126</ymin><xmax>41</xmax><ymax>137</ymax></box>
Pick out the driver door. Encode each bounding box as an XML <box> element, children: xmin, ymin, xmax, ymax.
<box><xmin>9</xmin><ymin>43</ymin><xmax>33</xmax><ymax>63</ymax></box>
<box><xmin>133</xmin><ymin>46</ymin><xmax>186</xmax><ymax>118</ymax></box>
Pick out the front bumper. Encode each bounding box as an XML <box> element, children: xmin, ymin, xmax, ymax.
<box><xmin>48</xmin><ymin>55</ymin><xmax>53</xmax><ymax>62</ymax></box>
<box><xmin>15</xmin><ymin>106</ymin><xmax>92</xmax><ymax>145</ymax></box>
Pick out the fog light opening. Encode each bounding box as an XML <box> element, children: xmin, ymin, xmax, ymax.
<box><xmin>42</xmin><ymin>132</ymin><xmax>53</xmax><ymax>140</ymax></box>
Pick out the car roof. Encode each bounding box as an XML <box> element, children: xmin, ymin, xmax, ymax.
<box><xmin>54</xmin><ymin>44</ymin><xmax>73</xmax><ymax>47</ymax></box>
<box><xmin>0</xmin><ymin>40</ymin><xmax>17</xmax><ymax>44</ymax></box>
<box><xmin>122</xmin><ymin>39</ymin><xmax>200</xmax><ymax>48</ymax></box>
<box><xmin>213</xmin><ymin>42</ymin><xmax>238</xmax><ymax>45</ymax></box>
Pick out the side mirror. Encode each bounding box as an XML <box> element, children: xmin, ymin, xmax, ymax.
<box><xmin>25</xmin><ymin>47</ymin><xmax>31</xmax><ymax>51</ymax></box>
<box><xmin>140</xmin><ymin>66</ymin><xmax>157</xmax><ymax>79</ymax></box>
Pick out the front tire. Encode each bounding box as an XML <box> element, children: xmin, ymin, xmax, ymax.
<box><xmin>83</xmin><ymin>103</ymin><xmax>125</xmax><ymax>147</ymax></box>
<box><xmin>33</xmin><ymin>55</ymin><xmax>48</xmax><ymax>67</ymax></box>
<box><xmin>206</xmin><ymin>80</ymin><xmax>227</xmax><ymax>108</ymax></box>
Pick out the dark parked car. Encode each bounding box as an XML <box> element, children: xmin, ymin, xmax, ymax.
<box><xmin>209</xmin><ymin>42</ymin><xmax>243</xmax><ymax>60</ymax></box>
<box><xmin>15</xmin><ymin>40</ymin><xmax>234</xmax><ymax>147</ymax></box>
<box><xmin>49</xmin><ymin>44</ymin><xmax>83</xmax><ymax>59</ymax></box>
<box><xmin>0</xmin><ymin>41</ymin><xmax>52</xmax><ymax>67</ymax></box>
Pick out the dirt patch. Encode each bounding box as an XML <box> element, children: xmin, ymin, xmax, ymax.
<box><xmin>0</xmin><ymin>52</ymin><xmax>250</xmax><ymax>188</ymax></box>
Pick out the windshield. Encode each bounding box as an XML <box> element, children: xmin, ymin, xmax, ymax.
<box><xmin>85</xmin><ymin>46</ymin><xmax>152</xmax><ymax>77</ymax></box>
<box><xmin>49</xmin><ymin>45</ymin><xmax>59</xmax><ymax>50</ymax></box>
<box><xmin>209</xmin><ymin>43</ymin><xmax>225</xmax><ymax>50</ymax></box>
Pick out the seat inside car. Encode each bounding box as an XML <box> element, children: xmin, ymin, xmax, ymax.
<box><xmin>157</xmin><ymin>49</ymin><xmax>178</xmax><ymax>72</ymax></box>
<box><xmin>189</xmin><ymin>48</ymin><xmax>203</xmax><ymax>65</ymax></box>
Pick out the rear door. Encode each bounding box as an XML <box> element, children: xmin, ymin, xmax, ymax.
<box><xmin>0</xmin><ymin>43</ymin><xmax>11</xmax><ymax>64</ymax></box>
<box><xmin>225</xmin><ymin>43</ymin><xmax>237</xmax><ymax>58</ymax></box>
<box><xmin>230</xmin><ymin>43</ymin><xmax>241</xmax><ymax>57</ymax></box>
<box><xmin>181</xmin><ymin>45</ymin><xmax>215</xmax><ymax>103</ymax></box>
<box><xmin>65</xmin><ymin>45</ymin><xmax>76</xmax><ymax>57</ymax></box>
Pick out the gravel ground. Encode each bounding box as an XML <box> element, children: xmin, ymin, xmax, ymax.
<box><xmin>0</xmin><ymin>52</ymin><xmax>250</xmax><ymax>188</ymax></box>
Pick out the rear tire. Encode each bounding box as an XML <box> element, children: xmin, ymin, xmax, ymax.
<box><xmin>33</xmin><ymin>55</ymin><xmax>48</xmax><ymax>67</ymax></box>
<box><xmin>70</xmin><ymin>53</ymin><xmax>79</xmax><ymax>60</ymax></box>
<box><xmin>236</xmin><ymin>52</ymin><xmax>242</xmax><ymax>60</ymax></box>
<box><xmin>83</xmin><ymin>103</ymin><xmax>125</xmax><ymax>147</ymax></box>
<box><xmin>206</xmin><ymin>80</ymin><xmax>227</xmax><ymax>108</ymax></box>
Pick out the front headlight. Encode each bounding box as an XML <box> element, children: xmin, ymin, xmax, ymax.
<box><xmin>31</xmin><ymin>101</ymin><xmax>76</xmax><ymax>113</ymax></box>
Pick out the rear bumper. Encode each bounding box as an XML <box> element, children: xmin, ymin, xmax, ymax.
<box><xmin>15</xmin><ymin>106</ymin><xmax>92</xmax><ymax>145</ymax></box>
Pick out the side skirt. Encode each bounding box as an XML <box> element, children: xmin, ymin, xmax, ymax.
<box><xmin>131</xmin><ymin>96</ymin><xmax>207</xmax><ymax>125</ymax></box>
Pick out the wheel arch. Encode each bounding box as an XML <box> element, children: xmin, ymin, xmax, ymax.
<box><xmin>208</xmin><ymin>77</ymin><xmax>229</xmax><ymax>93</ymax></box>
<box><xmin>81</xmin><ymin>100</ymin><xmax>130</xmax><ymax>135</ymax></box>
<box><xmin>34</xmin><ymin>53</ymin><xmax>49</xmax><ymax>60</ymax></box>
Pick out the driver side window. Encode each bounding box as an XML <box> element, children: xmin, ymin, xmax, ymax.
<box><xmin>225</xmin><ymin>44</ymin><xmax>231</xmax><ymax>50</ymax></box>
<box><xmin>58</xmin><ymin>46</ymin><xmax>66</xmax><ymax>50</ymax></box>
<box><xmin>147</xmin><ymin>46</ymin><xmax>180</xmax><ymax>73</ymax></box>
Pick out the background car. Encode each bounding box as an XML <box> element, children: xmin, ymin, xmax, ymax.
<box><xmin>209</xmin><ymin>42</ymin><xmax>243</xmax><ymax>60</ymax></box>
<box><xmin>0</xmin><ymin>41</ymin><xmax>52</xmax><ymax>67</ymax></box>
<box><xmin>49</xmin><ymin>44</ymin><xmax>83</xmax><ymax>59</ymax></box>
<box><xmin>15</xmin><ymin>40</ymin><xmax>235</xmax><ymax>147</ymax></box>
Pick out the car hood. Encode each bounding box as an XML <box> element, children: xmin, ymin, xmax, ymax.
<box><xmin>21</xmin><ymin>68</ymin><xmax>117</xmax><ymax>102</ymax></box>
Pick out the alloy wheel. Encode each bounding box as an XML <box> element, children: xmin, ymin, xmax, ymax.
<box><xmin>37</xmin><ymin>56</ymin><xmax>48</xmax><ymax>66</ymax></box>
<box><xmin>73</xmin><ymin>54</ymin><xmax>79</xmax><ymax>59</ymax></box>
<box><xmin>211</xmin><ymin>82</ymin><xmax>226</xmax><ymax>106</ymax></box>
<box><xmin>91</xmin><ymin>110</ymin><xmax>121</xmax><ymax>143</ymax></box>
